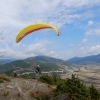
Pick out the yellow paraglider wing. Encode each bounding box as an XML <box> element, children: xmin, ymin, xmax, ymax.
<box><xmin>16</xmin><ymin>23</ymin><xmax>60</xmax><ymax>43</ymax></box>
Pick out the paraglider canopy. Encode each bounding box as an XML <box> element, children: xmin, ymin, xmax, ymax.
<box><xmin>16</xmin><ymin>23</ymin><xmax>60</xmax><ymax>43</ymax></box>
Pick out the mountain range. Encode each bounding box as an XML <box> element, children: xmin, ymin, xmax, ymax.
<box><xmin>1</xmin><ymin>54</ymin><xmax>100</xmax><ymax>76</ymax></box>
<box><xmin>0</xmin><ymin>56</ymin><xmax>71</xmax><ymax>75</ymax></box>
<box><xmin>66</xmin><ymin>54</ymin><xmax>100</xmax><ymax>65</ymax></box>
<box><xmin>1</xmin><ymin>54</ymin><xmax>100</xmax><ymax>65</ymax></box>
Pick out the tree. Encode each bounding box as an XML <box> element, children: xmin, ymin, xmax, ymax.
<box><xmin>89</xmin><ymin>84</ymin><xmax>100</xmax><ymax>100</ymax></box>
<box><xmin>54</xmin><ymin>74</ymin><xmax>90</xmax><ymax>100</ymax></box>
<box><xmin>65</xmin><ymin>74</ymin><xmax>90</xmax><ymax>100</ymax></box>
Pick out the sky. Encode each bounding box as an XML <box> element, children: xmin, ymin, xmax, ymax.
<box><xmin>0</xmin><ymin>0</ymin><xmax>100</xmax><ymax>60</ymax></box>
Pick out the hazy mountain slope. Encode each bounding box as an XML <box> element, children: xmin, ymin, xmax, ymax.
<box><xmin>66</xmin><ymin>54</ymin><xmax>100</xmax><ymax>64</ymax></box>
<box><xmin>0</xmin><ymin>59</ymin><xmax>17</xmax><ymax>64</ymax></box>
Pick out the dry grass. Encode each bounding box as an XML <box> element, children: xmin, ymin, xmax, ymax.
<box><xmin>29</xmin><ymin>89</ymin><xmax>53</xmax><ymax>99</ymax></box>
<box><xmin>3</xmin><ymin>91</ymin><xmax>9</xmax><ymax>96</ymax></box>
<box><xmin>30</xmin><ymin>91</ymin><xmax>35</xmax><ymax>97</ymax></box>
<box><xmin>73</xmin><ymin>66</ymin><xmax>100</xmax><ymax>89</ymax></box>
<box><xmin>0</xmin><ymin>74</ymin><xmax>11</xmax><ymax>81</ymax></box>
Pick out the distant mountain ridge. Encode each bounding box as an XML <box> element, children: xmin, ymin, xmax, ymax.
<box><xmin>1</xmin><ymin>53</ymin><xmax>100</xmax><ymax>66</ymax></box>
<box><xmin>25</xmin><ymin>55</ymin><xmax>65</xmax><ymax>63</ymax></box>
<box><xmin>0</xmin><ymin>59</ymin><xmax>17</xmax><ymax>65</ymax></box>
<box><xmin>66</xmin><ymin>54</ymin><xmax>100</xmax><ymax>65</ymax></box>
<box><xmin>0</xmin><ymin>55</ymin><xmax>66</xmax><ymax>66</ymax></box>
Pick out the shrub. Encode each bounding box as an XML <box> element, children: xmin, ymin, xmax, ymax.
<box><xmin>0</xmin><ymin>79</ymin><xmax>4</xmax><ymax>83</ymax></box>
<box><xmin>38</xmin><ymin>74</ymin><xmax>58</xmax><ymax>85</ymax></box>
<box><xmin>38</xmin><ymin>74</ymin><xmax>53</xmax><ymax>85</ymax></box>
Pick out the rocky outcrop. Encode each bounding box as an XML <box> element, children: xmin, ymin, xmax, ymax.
<box><xmin>0</xmin><ymin>78</ymin><xmax>53</xmax><ymax>100</ymax></box>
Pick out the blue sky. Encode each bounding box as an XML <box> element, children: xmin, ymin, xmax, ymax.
<box><xmin>0</xmin><ymin>0</ymin><xmax>100</xmax><ymax>60</ymax></box>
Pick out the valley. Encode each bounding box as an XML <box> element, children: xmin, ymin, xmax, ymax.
<box><xmin>0</xmin><ymin>55</ymin><xmax>100</xmax><ymax>91</ymax></box>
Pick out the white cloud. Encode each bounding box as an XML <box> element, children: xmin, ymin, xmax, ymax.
<box><xmin>80</xmin><ymin>47</ymin><xmax>84</xmax><ymax>50</ymax></box>
<box><xmin>85</xmin><ymin>29</ymin><xmax>100</xmax><ymax>36</ymax></box>
<box><xmin>88</xmin><ymin>20</ymin><xmax>94</xmax><ymax>26</ymax></box>
<box><xmin>2</xmin><ymin>41</ymin><xmax>100</xmax><ymax>60</ymax></box>
<box><xmin>82</xmin><ymin>39</ymin><xmax>88</xmax><ymax>44</ymax></box>
<box><xmin>1</xmin><ymin>40</ymin><xmax>52</xmax><ymax>59</ymax></box>
<box><xmin>0</xmin><ymin>0</ymin><xmax>99</xmax><ymax>41</ymax></box>
<box><xmin>89</xmin><ymin>45</ymin><xmax>100</xmax><ymax>53</ymax></box>
<box><xmin>0</xmin><ymin>0</ymin><xmax>100</xmax><ymax>29</ymax></box>
<box><xmin>62</xmin><ymin>0</ymin><xmax>100</xmax><ymax>8</ymax></box>
<box><xmin>0</xmin><ymin>0</ymin><xmax>100</xmax><ymax>60</ymax></box>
